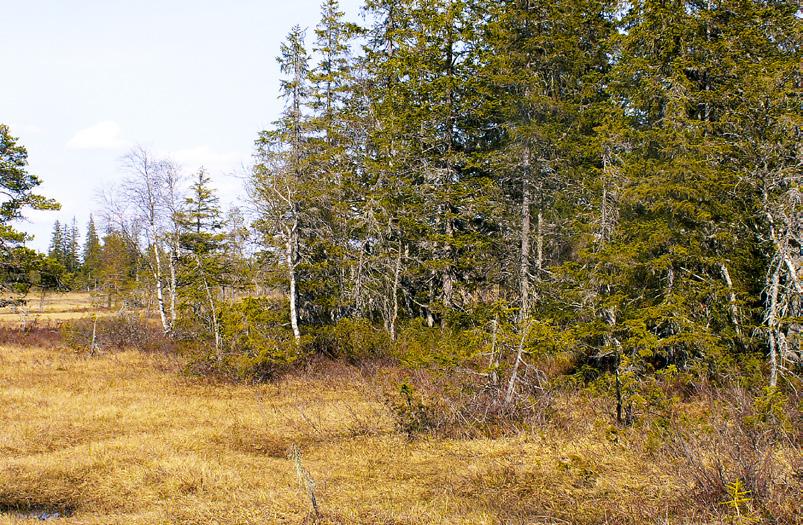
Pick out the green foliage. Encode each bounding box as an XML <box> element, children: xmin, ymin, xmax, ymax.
<box><xmin>0</xmin><ymin>124</ymin><xmax>59</xmax><ymax>251</ymax></box>
<box><xmin>721</xmin><ymin>479</ymin><xmax>758</xmax><ymax>525</ymax></box>
<box><xmin>393</xmin><ymin>321</ymin><xmax>482</xmax><ymax>368</ymax></box>
<box><xmin>744</xmin><ymin>387</ymin><xmax>793</xmax><ymax>435</ymax></box>
<box><xmin>81</xmin><ymin>215</ymin><xmax>102</xmax><ymax>289</ymax></box>
<box><xmin>216</xmin><ymin>297</ymin><xmax>306</xmax><ymax>381</ymax></box>
<box><xmin>0</xmin><ymin>248</ymin><xmax>66</xmax><ymax>294</ymax></box>
<box><xmin>309</xmin><ymin>317</ymin><xmax>392</xmax><ymax>360</ymax></box>
<box><xmin>386</xmin><ymin>381</ymin><xmax>437</xmax><ymax>438</ymax></box>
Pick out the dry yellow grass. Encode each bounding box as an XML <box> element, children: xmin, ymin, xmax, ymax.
<box><xmin>0</xmin><ymin>293</ymin><xmax>116</xmax><ymax>326</ymax></box>
<box><xmin>0</xmin><ymin>294</ymin><xmax>796</xmax><ymax>524</ymax></box>
<box><xmin>0</xmin><ymin>344</ymin><xmax>698</xmax><ymax>525</ymax></box>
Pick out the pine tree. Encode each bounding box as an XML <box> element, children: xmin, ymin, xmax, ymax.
<box><xmin>302</xmin><ymin>0</ymin><xmax>359</xmax><ymax>323</ymax></box>
<box><xmin>98</xmin><ymin>229</ymin><xmax>136</xmax><ymax>308</ymax></box>
<box><xmin>594</xmin><ymin>0</ymin><xmax>750</xmax><ymax>372</ymax></box>
<box><xmin>716</xmin><ymin>0</ymin><xmax>801</xmax><ymax>385</ymax></box>
<box><xmin>0</xmin><ymin>124</ymin><xmax>60</xmax><ymax>252</ymax></box>
<box><xmin>239</xmin><ymin>0</ymin><xmax>800</xmax><ymax>389</ymax></box>
<box><xmin>67</xmin><ymin>217</ymin><xmax>81</xmax><ymax>273</ymax></box>
<box><xmin>60</xmin><ymin>222</ymin><xmax>70</xmax><ymax>269</ymax></box>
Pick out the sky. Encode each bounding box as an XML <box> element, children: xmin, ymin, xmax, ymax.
<box><xmin>1</xmin><ymin>0</ymin><xmax>363</xmax><ymax>252</ymax></box>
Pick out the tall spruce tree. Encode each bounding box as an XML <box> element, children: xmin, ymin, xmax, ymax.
<box><xmin>241</xmin><ymin>0</ymin><xmax>800</xmax><ymax>390</ymax></box>
<box><xmin>48</xmin><ymin>220</ymin><xmax>64</xmax><ymax>264</ymax></box>
<box><xmin>252</xmin><ymin>25</ymin><xmax>312</xmax><ymax>342</ymax></box>
<box><xmin>302</xmin><ymin>0</ymin><xmax>359</xmax><ymax>323</ymax></box>
<box><xmin>67</xmin><ymin>217</ymin><xmax>81</xmax><ymax>273</ymax></box>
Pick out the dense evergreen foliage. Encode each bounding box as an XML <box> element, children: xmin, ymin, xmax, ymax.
<box><xmin>244</xmin><ymin>0</ymin><xmax>800</xmax><ymax>395</ymax></box>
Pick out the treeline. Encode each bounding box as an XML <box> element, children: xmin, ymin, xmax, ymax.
<box><xmin>72</xmin><ymin>0</ymin><xmax>801</xmax><ymax>396</ymax></box>
<box><xmin>244</xmin><ymin>0</ymin><xmax>800</xmax><ymax>392</ymax></box>
<box><xmin>2</xmin><ymin>0</ymin><xmax>799</xmax><ymax>404</ymax></box>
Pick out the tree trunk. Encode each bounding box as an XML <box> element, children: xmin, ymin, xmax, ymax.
<box><xmin>195</xmin><ymin>255</ymin><xmax>221</xmax><ymax>362</ymax></box>
<box><xmin>389</xmin><ymin>240</ymin><xmax>404</xmax><ymax>341</ymax></box>
<box><xmin>520</xmin><ymin>175</ymin><xmax>531</xmax><ymax>321</ymax></box>
<box><xmin>168</xmin><ymin>243</ymin><xmax>178</xmax><ymax>327</ymax></box>
<box><xmin>353</xmin><ymin>240</ymin><xmax>366</xmax><ymax>317</ymax></box>
<box><xmin>287</xmin><ymin>222</ymin><xmax>301</xmax><ymax>343</ymax></box>
<box><xmin>442</xmin><ymin>217</ymin><xmax>454</xmax><ymax>321</ymax></box>
<box><xmin>488</xmin><ymin>315</ymin><xmax>499</xmax><ymax>387</ymax></box>
<box><xmin>504</xmin><ymin>321</ymin><xmax>531</xmax><ymax>406</ymax></box>
<box><xmin>426</xmin><ymin>271</ymin><xmax>436</xmax><ymax>328</ymax></box>
<box><xmin>152</xmin><ymin>243</ymin><xmax>171</xmax><ymax>335</ymax></box>
<box><xmin>535</xmin><ymin>209</ymin><xmax>544</xmax><ymax>276</ymax></box>
<box><xmin>719</xmin><ymin>262</ymin><xmax>742</xmax><ymax>337</ymax></box>
<box><xmin>766</xmin><ymin>258</ymin><xmax>781</xmax><ymax>387</ymax></box>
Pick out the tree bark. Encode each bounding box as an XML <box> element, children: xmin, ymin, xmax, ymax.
<box><xmin>168</xmin><ymin>242</ymin><xmax>178</xmax><ymax>327</ymax></box>
<box><xmin>766</xmin><ymin>258</ymin><xmax>781</xmax><ymax>387</ymax></box>
<box><xmin>287</xmin><ymin>221</ymin><xmax>301</xmax><ymax>343</ymax></box>
<box><xmin>152</xmin><ymin>243</ymin><xmax>171</xmax><ymax>335</ymax></box>
<box><xmin>719</xmin><ymin>262</ymin><xmax>742</xmax><ymax>337</ymax></box>
<box><xmin>195</xmin><ymin>255</ymin><xmax>221</xmax><ymax>362</ymax></box>
<box><xmin>389</xmin><ymin>240</ymin><xmax>404</xmax><ymax>341</ymax></box>
<box><xmin>520</xmin><ymin>173</ymin><xmax>531</xmax><ymax>322</ymax></box>
<box><xmin>504</xmin><ymin>321</ymin><xmax>531</xmax><ymax>406</ymax></box>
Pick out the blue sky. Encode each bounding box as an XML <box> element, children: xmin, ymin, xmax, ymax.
<box><xmin>2</xmin><ymin>0</ymin><xmax>363</xmax><ymax>251</ymax></box>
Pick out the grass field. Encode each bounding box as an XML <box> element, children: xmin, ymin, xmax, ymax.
<box><xmin>0</xmin><ymin>293</ymin><xmax>115</xmax><ymax>326</ymax></box>
<box><xmin>0</xmin><ymin>294</ymin><xmax>798</xmax><ymax>524</ymax></box>
<box><xmin>0</xmin><ymin>345</ymin><xmax>685</xmax><ymax>525</ymax></box>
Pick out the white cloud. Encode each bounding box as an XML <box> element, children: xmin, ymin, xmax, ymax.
<box><xmin>66</xmin><ymin>121</ymin><xmax>130</xmax><ymax>150</ymax></box>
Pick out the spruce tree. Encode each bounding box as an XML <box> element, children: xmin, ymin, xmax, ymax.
<box><xmin>68</xmin><ymin>217</ymin><xmax>81</xmax><ymax>273</ymax></box>
<box><xmin>252</xmin><ymin>25</ymin><xmax>311</xmax><ymax>342</ymax></box>
<box><xmin>48</xmin><ymin>220</ymin><xmax>64</xmax><ymax>264</ymax></box>
<box><xmin>176</xmin><ymin>169</ymin><xmax>226</xmax><ymax>353</ymax></box>
<box><xmin>302</xmin><ymin>0</ymin><xmax>358</xmax><ymax>323</ymax></box>
<box><xmin>83</xmin><ymin>215</ymin><xmax>102</xmax><ymax>289</ymax></box>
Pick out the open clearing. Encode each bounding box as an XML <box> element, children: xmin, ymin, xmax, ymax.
<box><xmin>0</xmin><ymin>293</ymin><xmax>116</xmax><ymax>326</ymax></box>
<box><xmin>0</xmin><ymin>344</ymin><xmax>692</xmax><ymax>525</ymax></box>
<box><xmin>0</xmin><ymin>295</ymin><xmax>797</xmax><ymax>524</ymax></box>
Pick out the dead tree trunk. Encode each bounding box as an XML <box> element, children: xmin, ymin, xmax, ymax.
<box><xmin>389</xmin><ymin>240</ymin><xmax>404</xmax><ymax>341</ymax></box>
<box><xmin>504</xmin><ymin>321</ymin><xmax>531</xmax><ymax>406</ymax></box>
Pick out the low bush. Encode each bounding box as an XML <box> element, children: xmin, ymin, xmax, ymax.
<box><xmin>379</xmin><ymin>366</ymin><xmax>556</xmax><ymax>439</ymax></box>
<box><xmin>0</xmin><ymin>322</ymin><xmax>62</xmax><ymax>348</ymax></box>
<box><xmin>61</xmin><ymin>314</ymin><xmax>170</xmax><ymax>353</ymax></box>
<box><xmin>190</xmin><ymin>296</ymin><xmax>307</xmax><ymax>382</ymax></box>
<box><xmin>308</xmin><ymin>317</ymin><xmax>392</xmax><ymax>361</ymax></box>
<box><xmin>666</xmin><ymin>386</ymin><xmax>800</xmax><ymax>522</ymax></box>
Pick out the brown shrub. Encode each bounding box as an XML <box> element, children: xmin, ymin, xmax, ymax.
<box><xmin>61</xmin><ymin>314</ymin><xmax>175</xmax><ymax>353</ymax></box>
<box><xmin>666</xmin><ymin>386</ymin><xmax>801</xmax><ymax>523</ymax></box>
<box><xmin>379</xmin><ymin>366</ymin><xmax>556</xmax><ymax>439</ymax></box>
<box><xmin>0</xmin><ymin>322</ymin><xmax>62</xmax><ymax>348</ymax></box>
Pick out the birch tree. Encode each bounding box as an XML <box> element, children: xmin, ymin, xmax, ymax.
<box><xmin>117</xmin><ymin>146</ymin><xmax>183</xmax><ymax>335</ymax></box>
